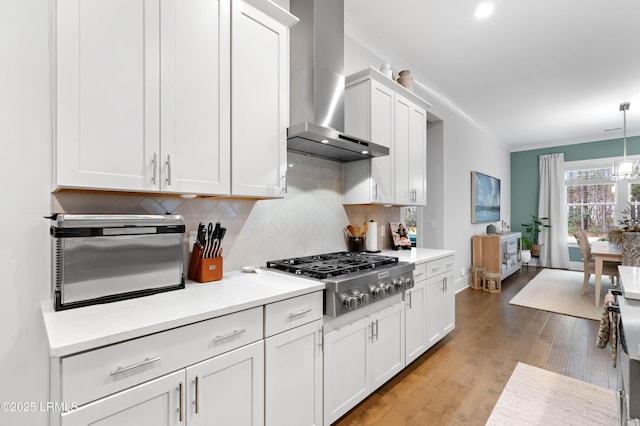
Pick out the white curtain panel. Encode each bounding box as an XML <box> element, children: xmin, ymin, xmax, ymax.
<box><xmin>538</xmin><ymin>153</ymin><xmax>570</xmax><ymax>268</ymax></box>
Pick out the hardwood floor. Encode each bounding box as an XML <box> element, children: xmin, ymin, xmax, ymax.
<box><xmin>333</xmin><ymin>266</ymin><xmax>617</xmax><ymax>425</ymax></box>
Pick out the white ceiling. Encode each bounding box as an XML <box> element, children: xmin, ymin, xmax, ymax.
<box><xmin>345</xmin><ymin>0</ymin><xmax>640</xmax><ymax>151</ymax></box>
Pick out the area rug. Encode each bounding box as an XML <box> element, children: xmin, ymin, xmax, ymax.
<box><xmin>486</xmin><ymin>362</ymin><xmax>618</xmax><ymax>426</ymax></box>
<box><xmin>509</xmin><ymin>268</ymin><xmax>615</xmax><ymax>320</ymax></box>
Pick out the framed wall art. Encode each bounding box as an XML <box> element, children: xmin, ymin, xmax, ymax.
<box><xmin>471</xmin><ymin>171</ymin><xmax>500</xmax><ymax>223</ymax></box>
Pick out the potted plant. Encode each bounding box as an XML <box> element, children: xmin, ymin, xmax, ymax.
<box><xmin>521</xmin><ymin>214</ymin><xmax>551</xmax><ymax>257</ymax></box>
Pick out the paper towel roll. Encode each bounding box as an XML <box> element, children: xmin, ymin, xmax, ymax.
<box><xmin>365</xmin><ymin>221</ymin><xmax>378</xmax><ymax>252</ymax></box>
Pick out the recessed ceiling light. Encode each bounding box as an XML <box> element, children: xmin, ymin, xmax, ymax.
<box><xmin>474</xmin><ymin>3</ymin><xmax>494</xmax><ymax>19</ymax></box>
<box><xmin>361</xmin><ymin>150</ymin><xmax>369</xmax><ymax>155</ymax></box>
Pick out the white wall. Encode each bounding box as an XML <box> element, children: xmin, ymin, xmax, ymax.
<box><xmin>345</xmin><ymin>16</ymin><xmax>511</xmax><ymax>291</ymax></box>
<box><xmin>1</xmin><ymin>1</ymin><xmax>51</xmax><ymax>425</ymax></box>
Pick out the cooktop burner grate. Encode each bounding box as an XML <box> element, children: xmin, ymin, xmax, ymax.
<box><xmin>266</xmin><ymin>251</ymin><xmax>399</xmax><ymax>279</ymax></box>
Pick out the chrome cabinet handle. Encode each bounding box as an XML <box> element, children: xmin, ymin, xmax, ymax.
<box><xmin>432</xmin><ymin>266</ymin><xmax>442</xmax><ymax>273</ymax></box>
<box><xmin>289</xmin><ymin>308</ymin><xmax>311</xmax><ymax>318</ymax></box>
<box><xmin>414</xmin><ymin>272</ymin><xmax>424</xmax><ymax>278</ymax></box>
<box><xmin>110</xmin><ymin>356</ymin><xmax>160</xmax><ymax>376</ymax></box>
<box><xmin>194</xmin><ymin>376</ymin><xmax>199</xmax><ymax>414</ymax></box>
<box><xmin>179</xmin><ymin>382</ymin><xmax>183</xmax><ymax>422</ymax></box>
<box><xmin>374</xmin><ymin>319</ymin><xmax>379</xmax><ymax>341</ymax></box>
<box><xmin>408</xmin><ymin>291</ymin><xmax>412</xmax><ymax>309</ymax></box>
<box><xmin>373</xmin><ymin>183</ymin><xmax>378</xmax><ymax>200</ymax></box>
<box><xmin>318</xmin><ymin>329</ymin><xmax>324</xmax><ymax>351</ymax></box>
<box><xmin>280</xmin><ymin>173</ymin><xmax>287</xmax><ymax>194</ymax></box>
<box><xmin>165</xmin><ymin>155</ymin><xmax>172</xmax><ymax>186</ymax></box>
<box><xmin>151</xmin><ymin>153</ymin><xmax>157</xmax><ymax>185</ymax></box>
<box><xmin>213</xmin><ymin>329</ymin><xmax>246</xmax><ymax>342</ymax></box>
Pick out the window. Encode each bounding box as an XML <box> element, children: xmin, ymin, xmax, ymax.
<box><xmin>565</xmin><ymin>157</ymin><xmax>640</xmax><ymax>241</ymax></box>
<box><xmin>565</xmin><ymin>166</ymin><xmax>615</xmax><ymax>239</ymax></box>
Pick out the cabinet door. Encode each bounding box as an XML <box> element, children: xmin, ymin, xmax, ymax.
<box><xmin>408</xmin><ymin>103</ymin><xmax>427</xmax><ymax>206</ymax></box>
<box><xmin>231</xmin><ymin>0</ymin><xmax>291</xmax><ymax>197</ymax></box>
<box><xmin>56</xmin><ymin>0</ymin><xmax>159</xmax><ymax>191</ymax></box>
<box><xmin>426</xmin><ymin>275</ymin><xmax>442</xmax><ymax>348</ymax></box>
<box><xmin>369</xmin><ymin>81</ymin><xmax>395</xmax><ymax>204</ymax></box>
<box><xmin>393</xmin><ymin>94</ymin><xmax>411</xmax><ymax>205</ymax></box>
<box><xmin>370</xmin><ymin>301</ymin><xmax>405</xmax><ymax>390</ymax></box>
<box><xmin>186</xmin><ymin>341</ymin><xmax>264</xmax><ymax>426</ymax></box>
<box><xmin>323</xmin><ymin>316</ymin><xmax>371</xmax><ymax>426</ymax></box>
<box><xmin>405</xmin><ymin>281</ymin><xmax>426</xmax><ymax>364</ymax></box>
<box><xmin>61</xmin><ymin>370</ymin><xmax>183</xmax><ymax>426</ymax></box>
<box><xmin>265</xmin><ymin>320</ymin><xmax>323</xmax><ymax>426</ymax></box>
<box><xmin>441</xmin><ymin>271</ymin><xmax>455</xmax><ymax>336</ymax></box>
<box><xmin>160</xmin><ymin>0</ymin><xmax>231</xmax><ymax>195</ymax></box>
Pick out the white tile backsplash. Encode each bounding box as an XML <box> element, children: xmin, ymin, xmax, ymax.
<box><xmin>51</xmin><ymin>153</ymin><xmax>401</xmax><ymax>273</ymax></box>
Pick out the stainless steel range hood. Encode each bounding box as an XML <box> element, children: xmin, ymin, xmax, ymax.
<box><xmin>288</xmin><ymin>0</ymin><xmax>389</xmax><ymax>163</ymax></box>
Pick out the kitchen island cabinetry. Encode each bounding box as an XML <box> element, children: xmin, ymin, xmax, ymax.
<box><xmin>323</xmin><ymin>299</ymin><xmax>405</xmax><ymax>426</ymax></box>
<box><xmin>54</xmin><ymin>0</ymin><xmax>231</xmax><ymax>195</ymax></box>
<box><xmin>344</xmin><ymin>67</ymin><xmax>430</xmax><ymax>206</ymax></box>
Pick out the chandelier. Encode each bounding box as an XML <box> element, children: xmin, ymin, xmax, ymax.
<box><xmin>612</xmin><ymin>102</ymin><xmax>639</xmax><ymax>180</ymax></box>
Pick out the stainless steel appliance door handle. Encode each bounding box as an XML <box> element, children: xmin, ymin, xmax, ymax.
<box><xmin>408</xmin><ymin>291</ymin><xmax>412</xmax><ymax>309</ymax></box>
<box><xmin>165</xmin><ymin>154</ymin><xmax>172</xmax><ymax>186</ymax></box>
<box><xmin>289</xmin><ymin>308</ymin><xmax>311</xmax><ymax>318</ymax></box>
<box><xmin>110</xmin><ymin>356</ymin><xmax>160</xmax><ymax>376</ymax></box>
<box><xmin>213</xmin><ymin>328</ymin><xmax>246</xmax><ymax>342</ymax></box>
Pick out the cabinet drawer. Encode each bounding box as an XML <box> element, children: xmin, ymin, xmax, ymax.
<box><xmin>62</xmin><ymin>307</ymin><xmax>263</xmax><ymax>407</ymax></box>
<box><xmin>264</xmin><ymin>291</ymin><xmax>323</xmax><ymax>337</ymax></box>
<box><xmin>425</xmin><ymin>255</ymin><xmax>455</xmax><ymax>277</ymax></box>
<box><xmin>413</xmin><ymin>262</ymin><xmax>427</xmax><ymax>282</ymax></box>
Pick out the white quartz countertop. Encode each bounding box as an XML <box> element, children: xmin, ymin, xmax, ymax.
<box><xmin>41</xmin><ymin>248</ymin><xmax>454</xmax><ymax>358</ymax></box>
<box><xmin>41</xmin><ymin>270</ymin><xmax>323</xmax><ymax>357</ymax></box>
<box><xmin>381</xmin><ymin>247</ymin><xmax>455</xmax><ymax>263</ymax></box>
<box><xmin>620</xmin><ymin>265</ymin><xmax>640</xmax><ymax>301</ymax></box>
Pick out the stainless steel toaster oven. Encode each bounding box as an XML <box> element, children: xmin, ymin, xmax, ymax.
<box><xmin>50</xmin><ymin>214</ymin><xmax>185</xmax><ymax>311</ymax></box>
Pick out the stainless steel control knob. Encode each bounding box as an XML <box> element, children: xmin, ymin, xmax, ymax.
<box><xmin>359</xmin><ymin>293</ymin><xmax>370</xmax><ymax>305</ymax></box>
<box><xmin>385</xmin><ymin>283</ymin><xmax>395</xmax><ymax>295</ymax></box>
<box><xmin>394</xmin><ymin>279</ymin><xmax>404</xmax><ymax>291</ymax></box>
<box><xmin>341</xmin><ymin>294</ymin><xmax>357</xmax><ymax>310</ymax></box>
<box><xmin>370</xmin><ymin>284</ymin><xmax>384</xmax><ymax>298</ymax></box>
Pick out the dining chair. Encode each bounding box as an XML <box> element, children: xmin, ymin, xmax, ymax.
<box><xmin>574</xmin><ymin>229</ymin><xmax>620</xmax><ymax>295</ymax></box>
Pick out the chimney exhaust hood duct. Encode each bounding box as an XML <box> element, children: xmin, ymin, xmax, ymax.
<box><xmin>287</xmin><ymin>0</ymin><xmax>389</xmax><ymax>162</ymax></box>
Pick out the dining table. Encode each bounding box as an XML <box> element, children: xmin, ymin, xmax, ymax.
<box><xmin>591</xmin><ymin>241</ymin><xmax>622</xmax><ymax>306</ymax></box>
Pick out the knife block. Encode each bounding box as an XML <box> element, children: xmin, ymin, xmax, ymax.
<box><xmin>188</xmin><ymin>244</ymin><xmax>223</xmax><ymax>283</ymax></box>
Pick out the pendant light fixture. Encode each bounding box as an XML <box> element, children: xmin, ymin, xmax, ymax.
<box><xmin>612</xmin><ymin>102</ymin><xmax>639</xmax><ymax>180</ymax></box>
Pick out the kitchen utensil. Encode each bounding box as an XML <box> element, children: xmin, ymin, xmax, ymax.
<box><xmin>347</xmin><ymin>224</ymin><xmax>356</xmax><ymax>237</ymax></box>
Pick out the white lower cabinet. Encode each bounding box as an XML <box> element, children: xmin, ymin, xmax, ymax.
<box><xmin>405</xmin><ymin>256</ymin><xmax>455</xmax><ymax>365</ymax></box>
<box><xmin>53</xmin><ymin>307</ymin><xmax>265</xmax><ymax>426</ymax></box>
<box><xmin>425</xmin><ymin>257</ymin><xmax>456</xmax><ymax>348</ymax></box>
<box><xmin>61</xmin><ymin>370</ymin><xmax>183</xmax><ymax>426</ymax></box>
<box><xmin>61</xmin><ymin>341</ymin><xmax>263</xmax><ymax>426</ymax></box>
<box><xmin>265</xmin><ymin>320</ymin><xmax>323</xmax><ymax>426</ymax></box>
<box><xmin>404</xmin><ymin>264</ymin><xmax>427</xmax><ymax>364</ymax></box>
<box><xmin>323</xmin><ymin>301</ymin><xmax>405</xmax><ymax>426</ymax></box>
<box><xmin>186</xmin><ymin>341</ymin><xmax>264</xmax><ymax>426</ymax></box>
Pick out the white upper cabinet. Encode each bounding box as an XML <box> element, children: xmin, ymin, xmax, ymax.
<box><xmin>160</xmin><ymin>0</ymin><xmax>231</xmax><ymax>195</ymax></box>
<box><xmin>230</xmin><ymin>0</ymin><xmax>298</xmax><ymax>198</ymax></box>
<box><xmin>344</xmin><ymin>67</ymin><xmax>430</xmax><ymax>206</ymax></box>
<box><xmin>54</xmin><ymin>0</ymin><xmax>296</xmax><ymax>198</ymax></box>
<box><xmin>55</xmin><ymin>0</ymin><xmax>158</xmax><ymax>192</ymax></box>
